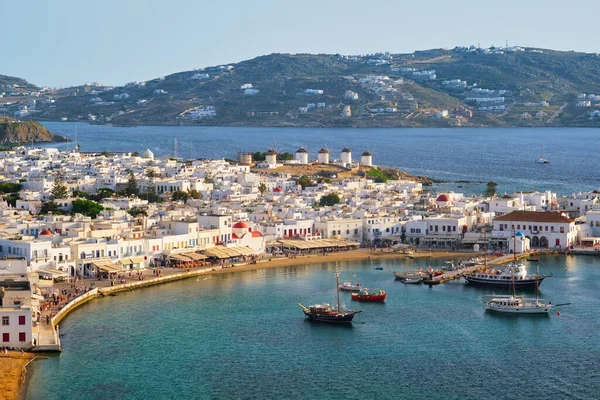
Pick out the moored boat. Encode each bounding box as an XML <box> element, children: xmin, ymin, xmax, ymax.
<box><xmin>464</xmin><ymin>263</ymin><xmax>550</xmax><ymax>290</ymax></box>
<box><xmin>339</xmin><ymin>277</ymin><xmax>363</xmax><ymax>292</ymax></box>
<box><xmin>484</xmin><ymin>295</ymin><xmax>552</xmax><ymax>314</ymax></box>
<box><xmin>351</xmin><ymin>288</ymin><xmax>387</xmax><ymax>302</ymax></box>
<box><xmin>299</xmin><ymin>270</ymin><xmax>363</xmax><ymax>323</ymax></box>
<box><xmin>402</xmin><ymin>277</ymin><xmax>423</xmax><ymax>284</ymax></box>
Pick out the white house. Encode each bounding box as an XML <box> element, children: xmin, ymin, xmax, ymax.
<box><xmin>492</xmin><ymin>210</ymin><xmax>576</xmax><ymax>249</ymax></box>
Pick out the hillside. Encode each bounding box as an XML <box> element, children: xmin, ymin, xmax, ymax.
<box><xmin>4</xmin><ymin>46</ymin><xmax>600</xmax><ymax>127</ymax></box>
<box><xmin>0</xmin><ymin>117</ymin><xmax>68</xmax><ymax>145</ymax></box>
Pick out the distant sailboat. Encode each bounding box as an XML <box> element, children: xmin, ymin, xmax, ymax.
<box><xmin>534</xmin><ymin>141</ymin><xmax>549</xmax><ymax>164</ymax></box>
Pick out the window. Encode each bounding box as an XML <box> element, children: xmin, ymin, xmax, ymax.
<box><xmin>560</xmin><ymin>227</ymin><xmax>565</xmax><ymax>233</ymax></box>
<box><xmin>2</xmin><ymin>333</ymin><xmax>8</xmax><ymax>343</ymax></box>
<box><xmin>19</xmin><ymin>315</ymin><xmax>25</xmax><ymax>325</ymax></box>
<box><xmin>19</xmin><ymin>332</ymin><xmax>26</xmax><ymax>342</ymax></box>
<box><xmin>1</xmin><ymin>316</ymin><xmax>8</xmax><ymax>326</ymax></box>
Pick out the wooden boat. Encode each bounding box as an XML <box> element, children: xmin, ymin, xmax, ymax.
<box><xmin>351</xmin><ymin>288</ymin><xmax>386</xmax><ymax>302</ymax></box>
<box><xmin>299</xmin><ymin>271</ymin><xmax>363</xmax><ymax>323</ymax></box>
<box><xmin>375</xmin><ymin>266</ymin><xmax>384</xmax><ymax>270</ymax></box>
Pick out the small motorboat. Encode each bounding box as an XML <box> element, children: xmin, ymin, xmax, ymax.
<box><xmin>402</xmin><ymin>277</ymin><xmax>423</xmax><ymax>284</ymax></box>
<box><xmin>351</xmin><ymin>288</ymin><xmax>386</xmax><ymax>302</ymax></box>
<box><xmin>375</xmin><ymin>267</ymin><xmax>384</xmax><ymax>270</ymax></box>
<box><xmin>339</xmin><ymin>277</ymin><xmax>363</xmax><ymax>292</ymax></box>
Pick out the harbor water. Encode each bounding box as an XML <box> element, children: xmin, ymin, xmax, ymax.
<box><xmin>40</xmin><ymin>123</ymin><xmax>600</xmax><ymax>195</ymax></box>
<box><xmin>25</xmin><ymin>255</ymin><xmax>600</xmax><ymax>400</ymax></box>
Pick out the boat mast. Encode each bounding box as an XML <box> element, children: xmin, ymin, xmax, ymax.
<box><xmin>483</xmin><ymin>225</ymin><xmax>487</xmax><ymax>269</ymax></box>
<box><xmin>512</xmin><ymin>233</ymin><xmax>517</xmax><ymax>296</ymax></box>
<box><xmin>336</xmin><ymin>270</ymin><xmax>341</xmax><ymax>313</ymax></box>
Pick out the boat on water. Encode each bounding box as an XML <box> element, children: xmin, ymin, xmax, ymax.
<box><xmin>351</xmin><ymin>288</ymin><xmax>387</xmax><ymax>302</ymax></box>
<box><xmin>298</xmin><ymin>271</ymin><xmax>363</xmax><ymax>323</ymax></box>
<box><xmin>465</xmin><ymin>263</ymin><xmax>550</xmax><ymax>290</ymax></box>
<box><xmin>339</xmin><ymin>276</ymin><xmax>363</xmax><ymax>292</ymax></box>
<box><xmin>534</xmin><ymin>142</ymin><xmax>549</xmax><ymax>164</ymax></box>
<box><xmin>484</xmin><ymin>295</ymin><xmax>552</xmax><ymax>314</ymax></box>
<box><xmin>375</xmin><ymin>266</ymin><xmax>384</xmax><ymax>270</ymax></box>
<box><xmin>402</xmin><ymin>276</ymin><xmax>423</xmax><ymax>284</ymax></box>
<box><xmin>484</xmin><ymin>264</ymin><xmax>552</xmax><ymax>315</ymax></box>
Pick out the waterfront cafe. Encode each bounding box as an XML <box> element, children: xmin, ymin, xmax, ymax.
<box><xmin>37</xmin><ymin>268</ymin><xmax>71</xmax><ymax>282</ymax></box>
<box><xmin>580</xmin><ymin>237</ymin><xmax>600</xmax><ymax>247</ymax></box>
<box><xmin>203</xmin><ymin>246</ymin><xmax>256</xmax><ymax>264</ymax></box>
<box><xmin>92</xmin><ymin>260</ymin><xmax>125</xmax><ymax>279</ymax></box>
<box><xmin>168</xmin><ymin>252</ymin><xmax>208</xmax><ymax>268</ymax></box>
<box><xmin>275</xmin><ymin>238</ymin><xmax>360</xmax><ymax>255</ymax></box>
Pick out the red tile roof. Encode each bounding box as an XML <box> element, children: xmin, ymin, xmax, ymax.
<box><xmin>494</xmin><ymin>211</ymin><xmax>574</xmax><ymax>223</ymax></box>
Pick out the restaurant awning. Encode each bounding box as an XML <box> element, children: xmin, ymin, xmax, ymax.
<box><xmin>129</xmin><ymin>256</ymin><xmax>145</xmax><ymax>264</ymax></box>
<box><xmin>183</xmin><ymin>252</ymin><xmax>207</xmax><ymax>260</ymax></box>
<box><xmin>169</xmin><ymin>254</ymin><xmax>191</xmax><ymax>262</ymax></box>
<box><xmin>119</xmin><ymin>258</ymin><xmax>133</xmax><ymax>265</ymax></box>
<box><xmin>204</xmin><ymin>246</ymin><xmax>255</xmax><ymax>259</ymax></box>
<box><xmin>37</xmin><ymin>269</ymin><xmax>70</xmax><ymax>278</ymax></box>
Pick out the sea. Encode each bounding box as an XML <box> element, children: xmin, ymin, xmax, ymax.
<box><xmin>25</xmin><ymin>255</ymin><xmax>600</xmax><ymax>400</ymax></box>
<box><xmin>39</xmin><ymin>122</ymin><xmax>600</xmax><ymax>196</ymax></box>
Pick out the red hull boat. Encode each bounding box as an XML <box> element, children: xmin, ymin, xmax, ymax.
<box><xmin>351</xmin><ymin>288</ymin><xmax>387</xmax><ymax>302</ymax></box>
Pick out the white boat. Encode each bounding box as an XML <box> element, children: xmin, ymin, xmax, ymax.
<box><xmin>338</xmin><ymin>275</ymin><xmax>363</xmax><ymax>291</ymax></box>
<box><xmin>534</xmin><ymin>142</ymin><xmax>549</xmax><ymax>164</ymax></box>
<box><xmin>483</xmin><ymin>248</ymin><xmax>552</xmax><ymax>315</ymax></box>
<box><xmin>402</xmin><ymin>276</ymin><xmax>423</xmax><ymax>284</ymax></box>
<box><xmin>484</xmin><ymin>295</ymin><xmax>552</xmax><ymax>314</ymax></box>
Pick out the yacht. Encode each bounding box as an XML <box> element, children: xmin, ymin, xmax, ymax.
<box><xmin>465</xmin><ymin>263</ymin><xmax>550</xmax><ymax>290</ymax></box>
<box><xmin>484</xmin><ymin>295</ymin><xmax>552</xmax><ymax>314</ymax></box>
<box><xmin>535</xmin><ymin>142</ymin><xmax>549</xmax><ymax>164</ymax></box>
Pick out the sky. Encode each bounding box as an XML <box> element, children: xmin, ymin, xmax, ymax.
<box><xmin>2</xmin><ymin>0</ymin><xmax>599</xmax><ymax>88</ymax></box>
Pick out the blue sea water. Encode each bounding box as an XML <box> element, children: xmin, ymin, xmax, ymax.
<box><xmin>40</xmin><ymin>122</ymin><xmax>600</xmax><ymax>195</ymax></box>
<box><xmin>25</xmin><ymin>256</ymin><xmax>600</xmax><ymax>400</ymax></box>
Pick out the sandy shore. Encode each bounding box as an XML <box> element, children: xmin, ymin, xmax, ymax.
<box><xmin>211</xmin><ymin>248</ymin><xmax>475</xmax><ymax>275</ymax></box>
<box><xmin>0</xmin><ymin>352</ymin><xmax>36</xmax><ymax>400</ymax></box>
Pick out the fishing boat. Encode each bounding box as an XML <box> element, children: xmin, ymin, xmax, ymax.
<box><xmin>351</xmin><ymin>288</ymin><xmax>387</xmax><ymax>302</ymax></box>
<box><xmin>298</xmin><ymin>271</ymin><xmax>363</xmax><ymax>323</ymax></box>
<box><xmin>375</xmin><ymin>266</ymin><xmax>384</xmax><ymax>270</ymax></box>
<box><xmin>339</xmin><ymin>276</ymin><xmax>363</xmax><ymax>292</ymax></box>
<box><xmin>484</xmin><ymin>265</ymin><xmax>552</xmax><ymax>315</ymax></box>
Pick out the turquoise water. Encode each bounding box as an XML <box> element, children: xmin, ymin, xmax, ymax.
<box><xmin>40</xmin><ymin>123</ymin><xmax>600</xmax><ymax>195</ymax></box>
<box><xmin>25</xmin><ymin>256</ymin><xmax>600</xmax><ymax>399</ymax></box>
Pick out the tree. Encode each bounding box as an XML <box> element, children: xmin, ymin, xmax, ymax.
<box><xmin>277</xmin><ymin>152</ymin><xmax>294</xmax><ymax>161</ymax></box>
<box><xmin>72</xmin><ymin>190</ymin><xmax>90</xmax><ymax>199</ymax></box>
<box><xmin>124</xmin><ymin>170</ymin><xmax>139</xmax><ymax>196</ymax></box>
<box><xmin>204</xmin><ymin>171</ymin><xmax>214</xmax><ymax>184</ymax></box>
<box><xmin>297</xmin><ymin>175</ymin><xmax>313</xmax><ymax>190</ymax></box>
<box><xmin>258</xmin><ymin>183</ymin><xmax>267</xmax><ymax>197</ymax></box>
<box><xmin>484</xmin><ymin>181</ymin><xmax>498</xmax><ymax>198</ymax></box>
<box><xmin>72</xmin><ymin>199</ymin><xmax>104</xmax><ymax>218</ymax></box>
<box><xmin>40</xmin><ymin>201</ymin><xmax>64</xmax><ymax>215</ymax></box>
<box><xmin>127</xmin><ymin>207</ymin><xmax>147</xmax><ymax>217</ymax></box>
<box><xmin>190</xmin><ymin>189</ymin><xmax>202</xmax><ymax>200</ymax></box>
<box><xmin>400</xmin><ymin>232</ymin><xmax>407</xmax><ymax>244</ymax></box>
<box><xmin>50</xmin><ymin>173</ymin><xmax>68</xmax><ymax>200</ymax></box>
<box><xmin>89</xmin><ymin>188</ymin><xmax>114</xmax><ymax>202</ymax></box>
<box><xmin>172</xmin><ymin>190</ymin><xmax>190</xmax><ymax>202</ymax></box>
<box><xmin>319</xmin><ymin>193</ymin><xmax>341</xmax><ymax>207</ymax></box>
<box><xmin>253</xmin><ymin>152</ymin><xmax>266</xmax><ymax>162</ymax></box>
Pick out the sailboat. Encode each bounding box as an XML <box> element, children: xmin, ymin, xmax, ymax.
<box><xmin>484</xmin><ymin>235</ymin><xmax>552</xmax><ymax>315</ymax></box>
<box><xmin>534</xmin><ymin>141</ymin><xmax>549</xmax><ymax>164</ymax></box>
<box><xmin>298</xmin><ymin>271</ymin><xmax>363</xmax><ymax>323</ymax></box>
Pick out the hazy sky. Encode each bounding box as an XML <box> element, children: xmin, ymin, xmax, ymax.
<box><xmin>2</xmin><ymin>0</ymin><xmax>599</xmax><ymax>87</ymax></box>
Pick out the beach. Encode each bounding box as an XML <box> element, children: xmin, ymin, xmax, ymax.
<box><xmin>0</xmin><ymin>352</ymin><xmax>35</xmax><ymax>400</ymax></box>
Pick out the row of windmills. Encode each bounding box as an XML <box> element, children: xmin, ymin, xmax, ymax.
<box><xmin>239</xmin><ymin>147</ymin><xmax>373</xmax><ymax>168</ymax></box>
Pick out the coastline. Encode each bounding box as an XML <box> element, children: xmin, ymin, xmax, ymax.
<box><xmin>12</xmin><ymin>248</ymin><xmax>469</xmax><ymax>397</ymax></box>
<box><xmin>0</xmin><ymin>352</ymin><xmax>36</xmax><ymax>400</ymax></box>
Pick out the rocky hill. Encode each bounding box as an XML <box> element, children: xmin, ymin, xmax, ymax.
<box><xmin>0</xmin><ymin>117</ymin><xmax>68</xmax><ymax>145</ymax></box>
<box><xmin>4</xmin><ymin>46</ymin><xmax>600</xmax><ymax>127</ymax></box>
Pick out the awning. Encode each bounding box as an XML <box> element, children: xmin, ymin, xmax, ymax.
<box><xmin>119</xmin><ymin>258</ymin><xmax>133</xmax><ymax>265</ymax></box>
<box><xmin>129</xmin><ymin>256</ymin><xmax>145</xmax><ymax>264</ymax></box>
<box><xmin>97</xmin><ymin>263</ymin><xmax>122</xmax><ymax>273</ymax></box>
<box><xmin>37</xmin><ymin>269</ymin><xmax>70</xmax><ymax>278</ymax></box>
<box><xmin>277</xmin><ymin>239</ymin><xmax>359</xmax><ymax>250</ymax></box>
<box><xmin>183</xmin><ymin>252</ymin><xmax>207</xmax><ymax>260</ymax></box>
<box><xmin>169</xmin><ymin>254</ymin><xmax>191</xmax><ymax>262</ymax></box>
<box><xmin>204</xmin><ymin>246</ymin><xmax>255</xmax><ymax>259</ymax></box>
